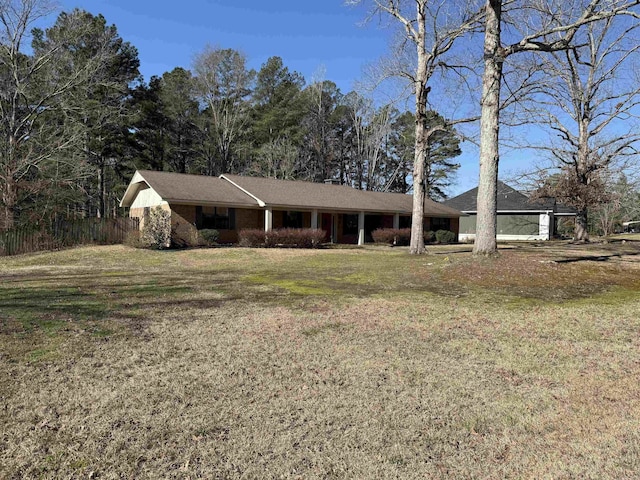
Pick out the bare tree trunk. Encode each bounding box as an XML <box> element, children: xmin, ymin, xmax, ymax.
<box><xmin>97</xmin><ymin>159</ymin><xmax>105</xmax><ymax>218</ymax></box>
<box><xmin>409</xmin><ymin>0</ymin><xmax>427</xmax><ymax>255</ymax></box>
<box><xmin>411</xmin><ymin>117</ymin><xmax>427</xmax><ymax>254</ymax></box>
<box><xmin>575</xmin><ymin>208</ymin><xmax>589</xmax><ymax>241</ymax></box>
<box><xmin>474</xmin><ymin>0</ymin><xmax>502</xmax><ymax>256</ymax></box>
<box><xmin>1</xmin><ymin>178</ymin><xmax>16</xmax><ymax>230</ymax></box>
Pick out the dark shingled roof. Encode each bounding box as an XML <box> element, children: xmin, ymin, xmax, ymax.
<box><xmin>122</xmin><ymin>170</ymin><xmax>259</xmax><ymax>207</ymax></box>
<box><xmin>121</xmin><ymin>170</ymin><xmax>463</xmax><ymax>217</ymax></box>
<box><xmin>222</xmin><ymin>174</ymin><xmax>463</xmax><ymax>217</ymax></box>
<box><xmin>444</xmin><ymin>181</ymin><xmax>573</xmax><ymax>213</ymax></box>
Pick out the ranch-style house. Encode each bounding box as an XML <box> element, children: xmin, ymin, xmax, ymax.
<box><xmin>120</xmin><ymin>170</ymin><xmax>464</xmax><ymax>245</ymax></box>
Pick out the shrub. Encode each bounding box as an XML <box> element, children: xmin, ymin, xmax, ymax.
<box><xmin>124</xmin><ymin>230</ymin><xmax>143</xmax><ymax>249</ymax></box>
<box><xmin>266</xmin><ymin>228</ymin><xmax>325</xmax><ymax>248</ymax></box>
<box><xmin>238</xmin><ymin>229</ymin><xmax>266</xmax><ymax>247</ymax></box>
<box><xmin>371</xmin><ymin>228</ymin><xmax>411</xmax><ymax>246</ymax></box>
<box><xmin>371</xmin><ymin>228</ymin><xmax>395</xmax><ymax>245</ymax></box>
<box><xmin>141</xmin><ymin>207</ymin><xmax>171</xmax><ymax>249</ymax></box>
<box><xmin>435</xmin><ymin>229</ymin><xmax>456</xmax><ymax>244</ymax></box>
<box><xmin>424</xmin><ymin>230</ymin><xmax>435</xmax><ymax>243</ymax></box>
<box><xmin>240</xmin><ymin>228</ymin><xmax>325</xmax><ymax>248</ymax></box>
<box><xmin>199</xmin><ymin>229</ymin><xmax>219</xmax><ymax>246</ymax></box>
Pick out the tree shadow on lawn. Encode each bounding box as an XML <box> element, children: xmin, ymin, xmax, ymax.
<box><xmin>553</xmin><ymin>251</ymin><xmax>640</xmax><ymax>264</ymax></box>
<box><xmin>0</xmin><ymin>268</ymin><xmax>247</xmax><ymax>335</ymax></box>
<box><xmin>439</xmin><ymin>248</ymin><xmax>640</xmax><ymax>302</ymax></box>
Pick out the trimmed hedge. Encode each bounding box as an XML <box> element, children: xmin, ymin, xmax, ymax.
<box><xmin>239</xmin><ymin>228</ymin><xmax>326</xmax><ymax>248</ymax></box>
<box><xmin>435</xmin><ymin>229</ymin><xmax>456</xmax><ymax>244</ymax></box>
<box><xmin>371</xmin><ymin>228</ymin><xmax>437</xmax><ymax>246</ymax></box>
<box><xmin>238</xmin><ymin>229</ymin><xmax>266</xmax><ymax>247</ymax></box>
<box><xmin>371</xmin><ymin>228</ymin><xmax>411</xmax><ymax>246</ymax></box>
<box><xmin>199</xmin><ymin>229</ymin><xmax>219</xmax><ymax>246</ymax></box>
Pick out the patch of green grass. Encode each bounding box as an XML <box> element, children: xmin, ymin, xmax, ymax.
<box><xmin>244</xmin><ymin>274</ymin><xmax>339</xmax><ymax>296</ymax></box>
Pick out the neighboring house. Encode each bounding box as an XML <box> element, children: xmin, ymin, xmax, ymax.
<box><xmin>444</xmin><ymin>181</ymin><xmax>576</xmax><ymax>241</ymax></box>
<box><xmin>120</xmin><ymin>170</ymin><xmax>464</xmax><ymax>246</ymax></box>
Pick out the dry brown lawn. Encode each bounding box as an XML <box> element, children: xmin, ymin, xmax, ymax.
<box><xmin>1</xmin><ymin>241</ymin><xmax>640</xmax><ymax>479</ymax></box>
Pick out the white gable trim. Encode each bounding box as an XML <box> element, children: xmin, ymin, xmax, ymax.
<box><xmin>219</xmin><ymin>174</ymin><xmax>266</xmax><ymax>207</ymax></box>
<box><xmin>121</xmin><ymin>171</ymin><xmax>153</xmax><ymax>207</ymax></box>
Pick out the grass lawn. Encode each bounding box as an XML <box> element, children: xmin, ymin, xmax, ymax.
<box><xmin>1</xmin><ymin>242</ymin><xmax>640</xmax><ymax>478</ymax></box>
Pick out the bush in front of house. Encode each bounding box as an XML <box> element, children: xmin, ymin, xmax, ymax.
<box><xmin>238</xmin><ymin>229</ymin><xmax>266</xmax><ymax>247</ymax></box>
<box><xmin>435</xmin><ymin>229</ymin><xmax>456</xmax><ymax>244</ymax></box>
<box><xmin>372</xmin><ymin>228</ymin><xmax>439</xmax><ymax>246</ymax></box>
<box><xmin>266</xmin><ymin>228</ymin><xmax>326</xmax><ymax>248</ymax></box>
<box><xmin>239</xmin><ymin>228</ymin><xmax>326</xmax><ymax>248</ymax></box>
<box><xmin>424</xmin><ymin>230</ymin><xmax>435</xmax><ymax>243</ymax></box>
<box><xmin>371</xmin><ymin>228</ymin><xmax>395</xmax><ymax>245</ymax></box>
<box><xmin>371</xmin><ymin>228</ymin><xmax>411</xmax><ymax>246</ymax></box>
<box><xmin>198</xmin><ymin>229</ymin><xmax>219</xmax><ymax>246</ymax></box>
<box><xmin>141</xmin><ymin>206</ymin><xmax>171</xmax><ymax>249</ymax></box>
<box><xmin>125</xmin><ymin>230</ymin><xmax>143</xmax><ymax>248</ymax></box>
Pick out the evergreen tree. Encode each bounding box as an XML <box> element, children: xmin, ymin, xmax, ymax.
<box><xmin>34</xmin><ymin>9</ymin><xmax>140</xmax><ymax>218</ymax></box>
<box><xmin>251</xmin><ymin>56</ymin><xmax>306</xmax><ymax>147</ymax></box>
<box><xmin>158</xmin><ymin>68</ymin><xmax>201</xmax><ymax>174</ymax></box>
<box><xmin>129</xmin><ymin>76</ymin><xmax>168</xmax><ymax>172</ymax></box>
<box><xmin>386</xmin><ymin>111</ymin><xmax>461</xmax><ymax>200</ymax></box>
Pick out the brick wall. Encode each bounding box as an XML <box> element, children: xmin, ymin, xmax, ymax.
<box><xmin>219</xmin><ymin>208</ymin><xmax>262</xmax><ymax>243</ymax></box>
<box><xmin>171</xmin><ymin>205</ymin><xmax>199</xmax><ymax>247</ymax></box>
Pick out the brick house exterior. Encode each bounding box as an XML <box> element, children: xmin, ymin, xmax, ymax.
<box><xmin>121</xmin><ymin>170</ymin><xmax>464</xmax><ymax>246</ymax></box>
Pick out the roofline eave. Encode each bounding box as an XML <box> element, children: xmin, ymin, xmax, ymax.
<box><xmin>120</xmin><ymin>172</ymin><xmax>150</xmax><ymax>207</ymax></box>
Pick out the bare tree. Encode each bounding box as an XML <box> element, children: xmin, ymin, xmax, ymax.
<box><xmin>193</xmin><ymin>46</ymin><xmax>254</xmax><ymax>176</ymax></box>
<box><xmin>299</xmin><ymin>79</ymin><xmax>342</xmax><ymax>183</ymax></box>
<box><xmin>250</xmin><ymin>137</ymin><xmax>299</xmax><ymax>180</ymax></box>
<box><xmin>342</xmin><ymin>91</ymin><xmax>394</xmax><ymax>190</ymax></box>
<box><xmin>525</xmin><ymin>17</ymin><xmax>640</xmax><ymax>241</ymax></box>
<box><xmin>474</xmin><ymin>0</ymin><xmax>640</xmax><ymax>254</ymax></box>
<box><xmin>0</xmin><ymin>0</ymin><xmax>126</xmax><ymax>229</ymax></box>
<box><xmin>347</xmin><ymin>0</ymin><xmax>483</xmax><ymax>254</ymax></box>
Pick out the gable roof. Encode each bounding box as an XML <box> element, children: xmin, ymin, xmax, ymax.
<box><xmin>444</xmin><ymin>181</ymin><xmax>557</xmax><ymax>212</ymax></box>
<box><xmin>121</xmin><ymin>170</ymin><xmax>463</xmax><ymax>217</ymax></box>
<box><xmin>121</xmin><ymin>170</ymin><xmax>259</xmax><ymax>208</ymax></box>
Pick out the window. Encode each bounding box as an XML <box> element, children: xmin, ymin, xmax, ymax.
<box><xmin>284</xmin><ymin>211</ymin><xmax>303</xmax><ymax>229</ymax></box>
<box><xmin>399</xmin><ymin>216</ymin><xmax>411</xmax><ymax>229</ymax></box>
<box><xmin>343</xmin><ymin>214</ymin><xmax>358</xmax><ymax>235</ymax></box>
<box><xmin>196</xmin><ymin>206</ymin><xmax>235</xmax><ymax>230</ymax></box>
<box><xmin>430</xmin><ymin>217</ymin><xmax>451</xmax><ymax>231</ymax></box>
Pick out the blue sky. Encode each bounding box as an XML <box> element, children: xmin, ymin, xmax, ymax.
<box><xmin>56</xmin><ymin>1</ymin><xmax>387</xmax><ymax>94</ymax></box>
<box><xmin>52</xmin><ymin>0</ymin><xmax>489</xmax><ymax>195</ymax></box>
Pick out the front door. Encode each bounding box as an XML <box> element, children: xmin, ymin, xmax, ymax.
<box><xmin>321</xmin><ymin>213</ymin><xmax>335</xmax><ymax>243</ymax></box>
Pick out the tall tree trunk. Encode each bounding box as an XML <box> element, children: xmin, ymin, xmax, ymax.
<box><xmin>411</xmin><ymin>114</ymin><xmax>427</xmax><ymax>254</ymax></box>
<box><xmin>1</xmin><ymin>177</ymin><xmax>16</xmax><ymax>231</ymax></box>
<box><xmin>409</xmin><ymin>0</ymin><xmax>427</xmax><ymax>255</ymax></box>
<box><xmin>575</xmin><ymin>121</ymin><xmax>591</xmax><ymax>242</ymax></box>
<box><xmin>97</xmin><ymin>159</ymin><xmax>105</xmax><ymax>219</ymax></box>
<box><xmin>474</xmin><ymin>0</ymin><xmax>502</xmax><ymax>256</ymax></box>
<box><xmin>574</xmin><ymin>208</ymin><xmax>589</xmax><ymax>241</ymax></box>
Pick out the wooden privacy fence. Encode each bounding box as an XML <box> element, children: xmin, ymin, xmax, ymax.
<box><xmin>0</xmin><ymin>217</ymin><xmax>139</xmax><ymax>257</ymax></box>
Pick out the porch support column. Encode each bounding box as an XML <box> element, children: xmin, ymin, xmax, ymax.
<box><xmin>264</xmin><ymin>208</ymin><xmax>273</xmax><ymax>232</ymax></box>
<box><xmin>358</xmin><ymin>211</ymin><xmax>365</xmax><ymax>246</ymax></box>
<box><xmin>393</xmin><ymin>213</ymin><xmax>400</xmax><ymax>229</ymax></box>
<box><xmin>311</xmin><ymin>209</ymin><xmax>318</xmax><ymax>229</ymax></box>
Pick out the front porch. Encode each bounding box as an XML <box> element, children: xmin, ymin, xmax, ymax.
<box><xmin>167</xmin><ymin>203</ymin><xmax>458</xmax><ymax>247</ymax></box>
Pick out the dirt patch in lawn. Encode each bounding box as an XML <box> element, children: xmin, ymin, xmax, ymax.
<box><xmin>440</xmin><ymin>246</ymin><xmax>640</xmax><ymax>301</ymax></box>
